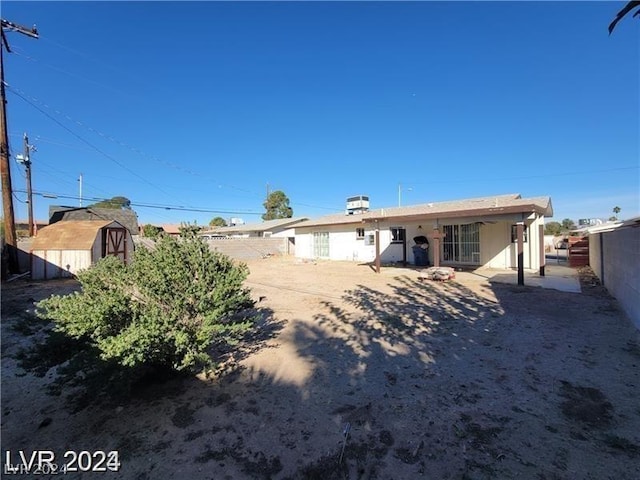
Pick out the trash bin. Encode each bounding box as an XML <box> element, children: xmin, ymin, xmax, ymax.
<box><xmin>412</xmin><ymin>245</ymin><xmax>428</xmax><ymax>266</ymax></box>
<box><xmin>412</xmin><ymin>236</ymin><xmax>430</xmax><ymax>267</ymax></box>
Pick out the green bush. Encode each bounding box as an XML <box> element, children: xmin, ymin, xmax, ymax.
<box><xmin>37</xmin><ymin>232</ymin><xmax>254</xmax><ymax>372</ymax></box>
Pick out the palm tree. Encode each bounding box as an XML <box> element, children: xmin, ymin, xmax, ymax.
<box><xmin>612</xmin><ymin>206</ymin><xmax>621</xmax><ymax>221</ymax></box>
<box><xmin>609</xmin><ymin>1</ymin><xmax>640</xmax><ymax>34</ymax></box>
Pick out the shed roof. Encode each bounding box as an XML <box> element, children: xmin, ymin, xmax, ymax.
<box><xmin>49</xmin><ymin>206</ymin><xmax>139</xmax><ymax>235</ymax></box>
<box><xmin>296</xmin><ymin>194</ymin><xmax>553</xmax><ymax>228</ymax></box>
<box><xmin>204</xmin><ymin>217</ymin><xmax>308</xmax><ymax>234</ymax></box>
<box><xmin>31</xmin><ymin>220</ymin><xmax>117</xmax><ymax>250</ymax></box>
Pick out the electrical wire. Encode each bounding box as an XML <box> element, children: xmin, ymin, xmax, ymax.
<box><xmin>5</xmin><ymin>83</ymin><xmax>180</xmax><ymax>202</ymax></box>
<box><xmin>6</xmin><ymin>87</ymin><xmax>342</xmax><ymax>212</ymax></box>
<box><xmin>14</xmin><ymin>189</ymin><xmax>263</xmax><ymax>216</ymax></box>
<box><xmin>11</xmin><ymin>49</ymin><xmax>129</xmax><ymax>96</ymax></box>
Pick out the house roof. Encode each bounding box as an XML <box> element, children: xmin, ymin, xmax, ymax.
<box><xmin>161</xmin><ymin>224</ymin><xmax>183</xmax><ymax>235</ymax></box>
<box><xmin>296</xmin><ymin>194</ymin><xmax>553</xmax><ymax>228</ymax></box>
<box><xmin>204</xmin><ymin>217</ymin><xmax>308</xmax><ymax>234</ymax></box>
<box><xmin>31</xmin><ymin>220</ymin><xmax>117</xmax><ymax>250</ymax></box>
<box><xmin>49</xmin><ymin>206</ymin><xmax>139</xmax><ymax>235</ymax></box>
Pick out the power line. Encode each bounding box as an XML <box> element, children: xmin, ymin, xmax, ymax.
<box><xmin>11</xmin><ymin>48</ymin><xmax>129</xmax><ymax>96</ymax></box>
<box><xmin>6</xmin><ymin>87</ymin><xmax>343</xmax><ymax>212</ymax></box>
<box><xmin>15</xmin><ymin>189</ymin><xmax>264</xmax><ymax>215</ymax></box>
<box><xmin>5</xmin><ymin>83</ymin><xmax>181</xmax><ymax>202</ymax></box>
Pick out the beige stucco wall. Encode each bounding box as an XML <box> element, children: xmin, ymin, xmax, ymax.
<box><xmin>296</xmin><ymin>214</ymin><xmax>546</xmax><ymax>270</ymax></box>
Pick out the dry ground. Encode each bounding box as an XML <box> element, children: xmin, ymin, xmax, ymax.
<box><xmin>2</xmin><ymin>256</ymin><xmax>639</xmax><ymax>479</ymax></box>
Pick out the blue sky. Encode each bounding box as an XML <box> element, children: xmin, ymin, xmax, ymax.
<box><xmin>3</xmin><ymin>1</ymin><xmax>638</xmax><ymax>226</ymax></box>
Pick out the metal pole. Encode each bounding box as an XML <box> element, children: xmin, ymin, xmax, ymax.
<box><xmin>538</xmin><ymin>223</ymin><xmax>545</xmax><ymax>276</ymax></box>
<box><xmin>78</xmin><ymin>173</ymin><xmax>83</xmax><ymax>207</ymax></box>
<box><xmin>23</xmin><ymin>133</ymin><xmax>34</xmax><ymax>237</ymax></box>
<box><xmin>517</xmin><ymin>222</ymin><xmax>524</xmax><ymax>286</ymax></box>
<box><xmin>375</xmin><ymin>221</ymin><xmax>380</xmax><ymax>273</ymax></box>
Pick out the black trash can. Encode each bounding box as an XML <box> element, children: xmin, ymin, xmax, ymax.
<box><xmin>412</xmin><ymin>245</ymin><xmax>428</xmax><ymax>266</ymax></box>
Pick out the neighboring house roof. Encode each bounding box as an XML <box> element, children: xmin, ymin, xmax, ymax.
<box><xmin>161</xmin><ymin>224</ymin><xmax>183</xmax><ymax>235</ymax></box>
<box><xmin>296</xmin><ymin>194</ymin><xmax>553</xmax><ymax>228</ymax></box>
<box><xmin>49</xmin><ymin>206</ymin><xmax>139</xmax><ymax>235</ymax></box>
<box><xmin>583</xmin><ymin>216</ymin><xmax>640</xmax><ymax>234</ymax></box>
<box><xmin>204</xmin><ymin>217</ymin><xmax>309</xmax><ymax>235</ymax></box>
<box><xmin>31</xmin><ymin>220</ymin><xmax>117</xmax><ymax>250</ymax></box>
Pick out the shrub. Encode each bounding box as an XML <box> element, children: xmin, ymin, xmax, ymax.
<box><xmin>37</xmin><ymin>231</ymin><xmax>254</xmax><ymax>372</ymax></box>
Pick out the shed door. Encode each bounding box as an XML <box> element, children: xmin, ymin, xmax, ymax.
<box><xmin>104</xmin><ymin>228</ymin><xmax>127</xmax><ymax>262</ymax></box>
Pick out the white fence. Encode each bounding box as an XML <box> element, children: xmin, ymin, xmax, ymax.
<box><xmin>589</xmin><ymin>222</ymin><xmax>640</xmax><ymax>329</ymax></box>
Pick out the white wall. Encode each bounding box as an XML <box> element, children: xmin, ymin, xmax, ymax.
<box><xmin>270</xmin><ymin>227</ymin><xmax>297</xmax><ymax>238</ymax></box>
<box><xmin>31</xmin><ymin>249</ymin><xmax>92</xmax><ymax>280</ymax></box>
<box><xmin>589</xmin><ymin>226</ymin><xmax>640</xmax><ymax>329</ymax></box>
<box><xmin>296</xmin><ymin>214</ymin><xmax>546</xmax><ymax>270</ymax></box>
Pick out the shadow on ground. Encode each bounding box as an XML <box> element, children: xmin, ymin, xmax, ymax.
<box><xmin>3</xmin><ymin>271</ymin><xmax>640</xmax><ymax>480</ymax></box>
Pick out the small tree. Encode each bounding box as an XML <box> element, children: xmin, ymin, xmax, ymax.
<box><xmin>209</xmin><ymin>217</ymin><xmax>227</xmax><ymax>227</ymax></box>
<box><xmin>89</xmin><ymin>196</ymin><xmax>132</xmax><ymax>210</ymax></box>
<box><xmin>611</xmin><ymin>206</ymin><xmax>621</xmax><ymax>221</ymax></box>
<box><xmin>37</xmin><ymin>232</ymin><xmax>255</xmax><ymax>372</ymax></box>
<box><xmin>262</xmin><ymin>190</ymin><xmax>293</xmax><ymax>221</ymax></box>
<box><xmin>561</xmin><ymin>218</ymin><xmax>576</xmax><ymax>231</ymax></box>
<box><xmin>142</xmin><ymin>224</ymin><xmax>162</xmax><ymax>239</ymax></box>
<box><xmin>544</xmin><ymin>221</ymin><xmax>562</xmax><ymax>236</ymax></box>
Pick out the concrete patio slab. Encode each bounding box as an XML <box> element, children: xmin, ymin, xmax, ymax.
<box><xmin>468</xmin><ymin>264</ymin><xmax>581</xmax><ymax>293</ymax></box>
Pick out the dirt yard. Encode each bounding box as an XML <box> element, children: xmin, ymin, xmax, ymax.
<box><xmin>2</xmin><ymin>257</ymin><xmax>639</xmax><ymax>479</ymax></box>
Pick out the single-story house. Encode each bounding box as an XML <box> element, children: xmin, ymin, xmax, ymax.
<box><xmin>294</xmin><ymin>193</ymin><xmax>553</xmax><ymax>273</ymax></box>
<box><xmin>202</xmin><ymin>217</ymin><xmax>309</xmax><ymax>239</ymax></box>
<box><xmin>49</xmin><ymin>206</ymin><xmax>140</xmax><ymax>237</ymax></box>
<box><xmin>30</xmin><ymin>220</ymin><xmax>134</xmax><ymax>280</ymax></box>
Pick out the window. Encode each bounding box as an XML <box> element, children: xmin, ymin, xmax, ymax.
<box><xmin>390</xmin><ymin>227</ymin><xmax>405</xmax><ymax>244</ymax></box>
<box><xmin>511</xmin><ymin>224</ymin><xmax>528</xmax><ymax>243</ymax></box>
<box><xmin>364</xmin><ymin>234</ymin><xmax>375</xmax><ymax>246</ymax></box>
<box><xmin>356</xmin><ymin>228</ymin><xmax>365</xmax><ymax>240</ymax></box>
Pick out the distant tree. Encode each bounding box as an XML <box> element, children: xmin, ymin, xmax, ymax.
<box><xmin>561</xmin><ymin>218</ymin><xmax>576</xmax><ymax>231</ymax></box>
<box><xmin>90</xmin><ymin>196</ymin><xmax>132</xmax><ymax>210</ymax></box>
<box><xmin>609</xmin><ymin>1</ymin><xmax>640</xmax><ymax>34</ymax></box>
<box><xmin>611</xmin><ymin>206</ymin><xmax>621</xmax><ymax>221</ymax></box>
<box><xmin>262</xmin><ymin>190</ymin><xmax>293</xmax><ymax>221</ymax></box>
<box><xmin>209</xmin><ymin>217</ymin><xmax>227</xmax><ymax>227</ymax></box>
<box><xmin>178</xmin><ymin>222</ymin><xmax>203</xmax><ymax>237</ymax></box>
<box><xmin>142</xmin><ymin>224</ymin><xmax>162</xmax><ymax>239</ymax></box>
<box><xmin>544</xmin><ymin>221</ymin><xmax>563</xmax><ymax>236</ymax></box>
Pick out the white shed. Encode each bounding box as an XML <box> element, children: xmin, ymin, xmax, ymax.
<box><xmin>30</xmin><ymin>220</ymin><xmax>133</xmax><ymax>280</ymax></box>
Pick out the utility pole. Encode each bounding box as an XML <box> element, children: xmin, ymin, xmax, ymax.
<box><xmin>78</xmin><ymin>173</ymin><xmax>83</xmax><ymax>206</ymax></box>
<box><xmin>1</xmin><ymin>19</ymin><xmax>38</xmax><ymax>274</ymax></box>
<box><xmin>398</xmin><ymin>183</ymin><xmax>412</xmax><ymax>207</ymax></box>
<box><xmin>16</xmin><ymin>132</ymin><xmax>35</xmax><ymax>236</ymax></box>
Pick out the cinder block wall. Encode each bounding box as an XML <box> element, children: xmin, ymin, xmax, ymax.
<box><xmin>589</xmin><ymin>227</ymin><xmax>640</xmax><ymax>329</ymax></box>
<box><xmin>206</xmin><ymin>237</ymin><xmax>289</xmax><ymax>260</ymax></box>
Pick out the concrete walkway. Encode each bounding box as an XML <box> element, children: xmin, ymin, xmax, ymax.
<box><xmin>468</xmin><ymin>264</ymin><xmax>581</xmax><ymax>293</ymax></box>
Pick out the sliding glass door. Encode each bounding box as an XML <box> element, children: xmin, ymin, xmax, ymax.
<box><xmin>442</xmin><ymin>223</ymin><xmax>480</xmax><ymax>264</ymax></box>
